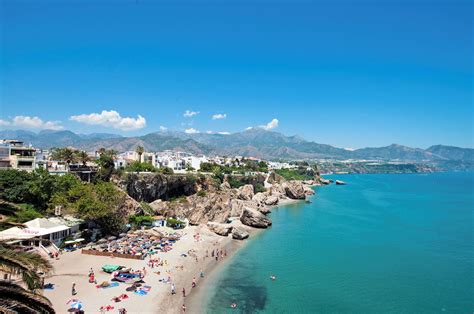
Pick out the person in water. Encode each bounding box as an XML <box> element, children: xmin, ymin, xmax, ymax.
<box><xmin>270</xmin><ymin>275</ymin><xmax>276</xmax><ymax>281</ymax></box>
<box><xmin>230</xmin><ymin>303</ymin><xmax>238</xmax><ymax>309</ymax></box>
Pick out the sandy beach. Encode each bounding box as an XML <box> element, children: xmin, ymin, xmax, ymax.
<box><xmin>43</xmin><ymin>199</ymin><xmax>300</xmax><ymax>314</ymax></box>
<box><xmin>43</xmin><ymin>224</ymin><xmax>250</xmax><ymax>314</ymax></box>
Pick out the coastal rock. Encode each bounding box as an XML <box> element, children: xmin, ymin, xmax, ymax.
<box><xmin>238</xmin><ymin>184</ymin><xmax>255</xmax><ymax>201</ymax></box>
<box><xmin>283</xmin><ymin>181</ymin><xmax>306</xmax><ymax>200</ymax></box>
<box><xmin>303</xmin><ymin>180</ymin><xmax>315</xmax><ymax>185</ymax></box>
<box><xmin>303</xmin><ymin>185</ymin><xmax>315</xmax><ymax>195</ymax></box>
<box><xmin>240</xmin><ymin>208</ymin><xmax>272</xmax><ymax>228</ymax></box>
<box><xmin>336</xmin><ymin>180</ymin><xmax>346</xmax><ymax>185</ymax></box>
<box><xmin>207</xmin><ymin>222</ymin><xmax>233</xmax><ymax>236</ymax></box>
<box><xmin>232</xmin><ymin>226</ymin><xmax>249</xmax><ymax>240</ymax></box>
<box><xmin>319</xmin><ymin>179</ymin><xmax>331</xmax><ymax>185</ymax></box>
<box><xmin>264</xmin><ymin>195</ymin><xmax>279</xmax><ymax>206</ymax></box>
<box><xmin>258</xmin><ymin>206</ymin><xmax>271</xmax><ymax>215</ymax></box>
<box><xmin>220</xmin><ymin>182</ymin><xmax>231</xmax><ymax>190</ymax></box>
<box><xmin>252</xmin><ymin>192</ymin><xmax>267</xmax><ymax>206</ymax></box>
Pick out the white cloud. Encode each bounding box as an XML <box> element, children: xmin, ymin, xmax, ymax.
<box><xmin>260</xmin><ymin>118</ymin><xmax>279</xmax><ymax>130</ymax></box>
<box><xmin>0</xmin><ymin>119</ymin><xmax>10</xmax><ymax>126</ymax></box>
<box><xmin>217</xmin><ymin>131</ymin><xmax>230</xmax><ymax>135</ymax></box>
<box><xmin>212</xmin><ymin>113</ymin><xmax>227</xmax><ymax>120</ymax></box>
<box><xmin>11</xmin><ymin>116</ymin><xmax>63</xmax><ymax>130</ymax></box>
<box><xmin>205</xmin><ymin>130</ymin><xmax>213</xmax><ymax>134</ymax></box>
<box><xmin>159</xmin><ymin>126</ymin><xmax>168</xmax><ymax>131</ymax></box>
<box><xmin>70</xmin><ymin>110</ymin><xmax>146</xmax><ymax>131</ymax></box>
<box><xmin>245</xmin><ymin>126</ymin><xmax>253</xmax><ymax>131</ymax></box>
<box><xmin>185</xmin><ymin>128</ymin><xmax>199</xmax><ymax>134</ymax></box>
<box><xmin>183</xmin><ymin>110</ymin><xmax>199</xmax><ymax>118</ymax></box>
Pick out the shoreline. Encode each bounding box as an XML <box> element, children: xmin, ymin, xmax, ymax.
<box><xmin>43</xmin><ymin>197</ymin><xmax>304</xmax><ymax>313</ymax></box>
<box><xmin>185</xmin><ymin>197</ymin><xmax>302</xmax><ymax>313</ymax></box>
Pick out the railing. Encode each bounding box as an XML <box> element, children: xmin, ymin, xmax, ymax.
<box><xmin>39</xmin><ymin>244</ymin><xmax>50</xmax><ymax>255</ymax></box>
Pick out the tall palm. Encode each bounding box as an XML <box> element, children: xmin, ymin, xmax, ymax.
<box><xmin>50</xmin><ymin>147</ymin><xmax>78</xmax><ymax>166</ymax></box>
<box><xmin>0</xmin><ymin>243</ymin><xmax>55</xmax><ymax>313</ymax></box>
<box><xmin>135</xmin><ymin>146</ymin><xmax>144</xmax><ymax>163</ymax></box>
<box><xmin>76</xmin><ymin>150</ymin><xmax>90</xmax><ymax>166</ymax></box>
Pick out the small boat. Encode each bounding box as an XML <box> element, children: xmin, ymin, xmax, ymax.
<box><xmin>335</xmin><ymin>180</ymin><xmax>346</xmax><ymax>185</ymax></box>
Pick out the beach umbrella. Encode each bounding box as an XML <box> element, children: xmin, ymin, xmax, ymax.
<box><xmin>75</xmin><ymin>238</ymin><xmax>85</xmax><ymax>242</ymax></box>
<box><xmin>97</xmin><ymin>238</ymin><xmax>107</xmax><ymax>244</ymax></box>
<box><xmin>108</xmin><ymin>236</ymin><xmax>117</xmax><ymax>241</ymax></box>
<box><xmin>64</xmin><ymin>240</ymin><xmax>75</xmax><ymax>244</ymax></box>
<box><xmin>119</xmin><ymin>233</ymin><xmax>127</xmax><ymax>237</ymax></box>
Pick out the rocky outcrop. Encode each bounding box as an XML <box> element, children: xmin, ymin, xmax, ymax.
<box><xmin>336</xmin><ymin>180</ymin><xmax>346</xmax><ymax>185</ymax></box>
<box><xmin>238</xmin><ymin>184</ymin><xmax>254</xmax><ymax>201</ymax></box>
<box><xmin>252</xmin><ymin>192</ymin><xmax>267</xmax><ymax>206</ymax></box>
<box><xmin>119</xmin><ymin>173</ymin><xmax>208</xmax><ymax>203</ymax></box>
<box><xmin>240</xmin><ymin>208</ymin><xmax>272</xmax><ymax>228</ymax></box>
<box><xmin>264</xmin><ymin>195</ymin><xmax>279</xmax><ymax>206</ymax></box>
<box><xmin>207</xmin><ymin>222</ymin><xmax>233</xmax><ymax>236</ymax></box>
<box><xmin>283</xmin><ymin>180</ymin><xmax>307</xmax><ymax>199</ymax></box>
<box><xmin>117</xmin><ymin>192</ymin><xmax>144</xmax><ymax>217</ymax></box>
<box><xmin>303</xmin><ymin>185</ymin><xmax>315</xmax><ymax>195</ymax></box>
<box><xmin>232</xmin><ymin>226</ymin><xmax>249</xmax><ymax>240</ymax></box>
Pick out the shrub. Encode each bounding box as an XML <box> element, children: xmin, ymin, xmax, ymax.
<box><xmin>197</xmin><ymin>190</ymin><xmax>206</xmax><ymax>197</ymax></box>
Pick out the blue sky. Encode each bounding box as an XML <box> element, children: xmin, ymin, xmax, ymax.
<box><xmin>0</xmin><ymin>0</ymin><xmax>472</xmax><ymax>148</ymax></box>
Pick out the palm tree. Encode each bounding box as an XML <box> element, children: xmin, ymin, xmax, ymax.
<box><xmin>76</xmin><ymin>150</ymin><xmax>90</xmax><ymax>166</ymax></box>
<box><xmin>135</xmin><ymin>146</ymin><xmax>144</xmax><ymax>163</ymax></box>
<box><xmin>0</xmin><ymin>243</ymin><xmax>55</xmax><ymax>313</ymax></box>
<box><xmin>50</xmin><ymin>147</ymin><xmax>78</xmax><ymax>166</ymax></box>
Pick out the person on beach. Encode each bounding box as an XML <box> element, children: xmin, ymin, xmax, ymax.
<box><xmin>71</xmin><ymin>282</ymin><xmax>77</xmax><ymax>295</ymax></box>
<box><xmin>192</xmin><ymin>277</ymin><xmax>196</xmax><ymax>288</ymax></box>
<box><xmin>171</xmin><ymin>283</ymin><xmax>176</xmax><ymax>295</ymax></box>
<box><xmin>200</xmin><ymin>269</ymin><xmax>204</xmax><ymax>278</ymax></box>
<box><xmin>182</xmin><ymin>304</ymin><xmax>186</xmax><ymax>313</ymax></box>
<box><xmin>182</xmin><ymin>287</ymin><xmax>186</xmax><ymax>297</ymax></box>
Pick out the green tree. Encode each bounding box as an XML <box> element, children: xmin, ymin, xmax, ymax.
<box><xmin>95</xmin><ymin>148</ymin><xmax>116</xmax><ymax>182</ymax></box>
<box><xmin>75</xmin><ymin>150</ymin><xmax>90</xmax><ymax>165</ymax></box>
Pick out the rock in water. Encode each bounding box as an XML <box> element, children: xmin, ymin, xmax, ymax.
<box><xmin>207</xmin><ymin>222</ymin><xmax>233</xmax><ymax>236</ymax></box>
<box><xmin>238</xmin><ymin>184</ymin><xmax>255</xmax><ymax>201</ymax></box>
<box><xmin>303</xmin><ymin>185</ymin><xmax>315</xmax><ymax>195</ymax></box>
<box><xmin>240</xmin><ymin>208</ymin><xmax>272</xmax><ymax>228</ymax></box>
<box><xmin>232</xmin><ymin>226</ymin><xmax>249</xmax><ymax>240</ymax></box>
<box><xmin>283</xmin><ymin>181</ymin><xmax>306</xmax><ymax>199</ymax></box>
<box><xmin>336</xmin><ymin>180</ymin><xmax>346</xmax><ymax>185</ymax></box>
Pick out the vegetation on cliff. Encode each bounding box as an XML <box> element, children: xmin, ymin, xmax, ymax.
<box><xmin>0</xmin><ymin>168</ymin><xmax>138</xmax><ymax>234</ymax></box>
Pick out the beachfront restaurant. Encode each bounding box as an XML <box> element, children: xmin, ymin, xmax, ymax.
<box><xmin>0</xmin><ymin>218</ymin><xmax>71</xmax><ymax>247</ymax></box>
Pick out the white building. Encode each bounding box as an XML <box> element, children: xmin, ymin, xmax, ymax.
<box><xmin>0</xmin><ymin>140</ymin><xmax>37</xmax><ymax>172</ymax></box>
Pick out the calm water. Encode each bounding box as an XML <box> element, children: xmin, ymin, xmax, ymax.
<box><xmin>205</xmin><ymin>173</ymin><xmax>474</xmax><ymax>313</ymax></box>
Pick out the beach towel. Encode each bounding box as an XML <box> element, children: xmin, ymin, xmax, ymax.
<box><xmin>96</xmin><ymin>282</ymin><xmax>119</xmax><ymax>289</ymax></box>
<box><xmin>134</xmin><ymin>290</ymin><xmax>148</xmax><ymax>296</ymax></box>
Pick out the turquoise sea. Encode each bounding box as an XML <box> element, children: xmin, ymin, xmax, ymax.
<box><xmin>204</xmin><ymin>173</ymin><xmax>474</xmax><ymax>313</ymax></box>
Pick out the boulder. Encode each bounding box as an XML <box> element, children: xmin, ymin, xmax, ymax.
<box><xmin>238</xmin><ymin>184</ymin><xmax>254</xmax><ymax>201</ymax></box>
<box><xmin>207</xmin><ymin>222</ymin><xmax>233</xmax><ymax>236</ymax></box>
<box><xmin>303</xmin><ymin>185</ymin><xmax>315</xmax><ymax>195</ymax></box>
<box><xmin>220</xmin><ymin>182</ymin><xmax>231</xmax><ymax>190</ymax></box>
<box><xmin>240</xmin><ymin>208</ymin><xmax>272</xmax><ymax>228</ymax></box>
<box><xmin>252</xmin><ymin>192</ymin><xmax>267</xmax><ymax>206</ymax></box>
<box><xmin>264</xmin><ymin>195</ymin><xmax>279</xmax><ymax>206</ymax></box>
<box><xmin>283</xmin><ymin>181</ymin><xmax>306</xmax><ymax>200</ymax></box>
<box><xmin>232</xmin><ymin>227</ymin><xmax>249</xmax><ymax>240</ymax></box>
<box><xmin>258</xmin><ymin>206</ymin><xmax>271</xmax><ymax>215</ymax></box>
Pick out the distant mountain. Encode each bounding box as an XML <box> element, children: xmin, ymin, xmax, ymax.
<box><xmin>350</xmin><ymin>144</ymin><xmax>442</xmax><ymax>162</ymax></box>
<box><xmin>426</xmin><ymin>145</ymin><xmax>474</xmax><ymax>162</ymax></box>
<box><xmin>1</xmin><ymin>129</ymin><xmax>472</xmax><ymax>166</ymax></box>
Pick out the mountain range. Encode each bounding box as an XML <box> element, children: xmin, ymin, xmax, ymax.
<box><xmin>1</xmin><ymin>129</ymin><xmax>473</xmax><ymax>166</ymax></box>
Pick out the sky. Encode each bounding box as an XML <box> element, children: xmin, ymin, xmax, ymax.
<box><xmin>0</xmin><ymin>0</ymin><xmax>472</xmax><ymax>149</ymax></box>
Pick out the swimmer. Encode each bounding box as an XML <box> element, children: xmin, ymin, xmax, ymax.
<box><xmin>270</xmin><ymin>275</ymin><xmax>276</xmax><ymax>281</ymax></box>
